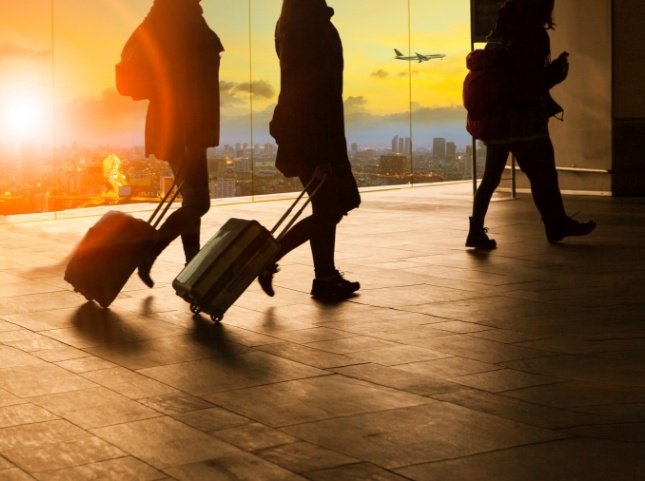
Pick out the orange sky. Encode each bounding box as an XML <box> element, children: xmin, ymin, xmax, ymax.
<box><xmin>1</xmin><ymin>0</ymin><xmax>472</xmax><ymax>148</ymax></box>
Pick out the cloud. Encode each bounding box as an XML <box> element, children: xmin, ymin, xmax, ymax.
<box><xmin>370</xmin><ymin>68</ymin><xmax>418</xmax><ymax>79</ymax></box>
<box><xmin>220</xmin><ymin>79</ymin><xmax>275</xmax><ymax>107</ymax></box>
<box><xmin>59</xmin><ymin>88</ymin><xmax>146</xmax><ymax>145</ymax></box>
<box><xmin>0</xmin><ymin>42</ymin><xmax>51</xmax><ymax>61</ymax></box>
<box><xmin>344</xmin><ymin>95</ymin><xmax>368</xmax><ymax>114</ymax></box>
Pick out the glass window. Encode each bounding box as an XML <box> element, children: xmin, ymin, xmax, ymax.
<box><xmin>0</xmin><ymin>0</ymin><xmax>471</xmax><ymax>216</ymax></box>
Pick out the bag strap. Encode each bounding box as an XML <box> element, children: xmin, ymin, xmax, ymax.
<box><xmin>271</xmin><ymin>175</ymin><xmax>327</xmax><ymax>242</ymax></box>
<box><xmin>147</xmin><ymin>179</ymin><xmax>185</xmax><ymax>228</ymax></box>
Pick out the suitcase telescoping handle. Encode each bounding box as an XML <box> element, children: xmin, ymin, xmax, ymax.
<box><xmin>147</xmin><ymin>179</ymin><xmax>185</xmax><ymax>228</ymax></box>
<box><xmin>271</xmin><ymin>175</ymin><xmax>327</xmax><ymax>242</ymax></box>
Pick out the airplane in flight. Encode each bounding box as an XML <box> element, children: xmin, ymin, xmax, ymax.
<box><xmin>394</xmin><ymin>48</ymin><xmax>446</xmax><ymax>62</ymax></box>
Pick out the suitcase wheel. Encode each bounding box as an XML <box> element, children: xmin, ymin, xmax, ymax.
<box><xmin>190</xmin><ymin>304</ymin><xmax>201</xmax><ymax>315</ymax></box>
<box><xmin>210</xmin><ymin>312</ymin><xmax>223</xmax><ymax>323</ymax></box>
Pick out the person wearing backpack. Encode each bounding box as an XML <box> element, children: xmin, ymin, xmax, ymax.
<box><xmin>464</xmin><ymin>0</ymin><xmax>595</xmax><ymax>249</ymax></box>
<box><xmin>126</xmin><ymin>0</ymin><xmax>224</xmax><ymax>287</ymax></box>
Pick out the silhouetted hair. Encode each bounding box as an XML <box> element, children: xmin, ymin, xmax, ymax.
<box><xmin>278</xmin><ymin>0</ymin><xmax>329</xmax><ymax>28</ymax></box>
<box><xmin>488</xmin><ymin>0</ymin><xmax>555</xmax><ymax>40</ymax></box>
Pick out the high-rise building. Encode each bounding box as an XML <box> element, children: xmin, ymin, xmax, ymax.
<box><xmin>446</xmin><ymin>141</ymin><xmax>456</xmax><ymax>160</ymax></box>
<box><xmin>391</xmin><ymin>135</ymin><xmax>399</xmax><ymax>153</ymax></box>
<box><xmin>432</xmin><ymin>138</ymin><xmax>446</xmax><ymax>159</ymax></box>
<box><xmin>404</xmin><ymin>137</ymin><xmax>411</xmax><ymax>155</ymax></box>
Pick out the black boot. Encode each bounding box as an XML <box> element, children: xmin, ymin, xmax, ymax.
<box><xmin>544</xmin><ymin>215</ymin><xmax>596</xmax><ymax>243</ymax></box>
<box><xmin>465</xmin><ymin>217</ymin><xmax>497</xmax><ymax>250</ymax></box>
<box><xmin>138</xmin><ymin>234</ymin><xmax>163</xmax><ymax>288</ymax></box>
<box><xmin>311</xmin><ymin>270</ymin><xmax>360</xmax><ymax>302</ymax></box>
<box><xmin>137</xmin><ymin>251</ymin><xmax>157</xmax><ymax>288</ymax></box>
<box><xmin>258</xmin><ymin>263</ymin><xmax>279</xmax><ymax>297</ymax></box>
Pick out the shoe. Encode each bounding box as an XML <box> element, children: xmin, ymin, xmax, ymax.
<box><xmin>137</xmin><ymin>252</ymin><xmax>156</xmax><ymax>288</ymax></box>
<box><xmin>258</xmin><ymin>263</ymin><xmax>279</xmax><ymax>297</ymax></box>
<box><xmin>544</xmin><ymin>215</ymin><xmax>596</xmax><ymax>243</ymax></box>
<box><xmin>311</xmin><ymin>270</ymin><xmax>360</xmax><ymax>302</ymax></box>
<box><xmin>465</xmin><ymin>217</ymin><xmax>497</xmax><ymax>250</ymax></box>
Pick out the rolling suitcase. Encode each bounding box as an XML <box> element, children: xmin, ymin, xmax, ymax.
<box><xmin>64</xmin><ymin>182</ymin><xmax>181</xmax><ymax>308</ymax></box>
<box><xmin>173</xmin><ymin>177</ymin><xmax>325</xmax><ymax>322</ymax></box>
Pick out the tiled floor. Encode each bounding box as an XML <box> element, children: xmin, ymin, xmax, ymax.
<box><xmin>0</xmin><ymin>182</ymin><xmax>644</xmax><ymax>480</ymax></box>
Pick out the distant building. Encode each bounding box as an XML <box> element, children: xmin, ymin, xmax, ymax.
<box><xmin>379</xmin><ymin>153</ymin><xmax>407</xmax><ymax>175</ymax></box>
<box><xmin>446</xmin><ymin>141</ymin><xmax>456</xmax><ymax>161</ymax></box>
<box><xmin>212</xmin><ymin>176</ymin><xmax>237</xmax><ymax>198</ymax></box>
<box><xmin>432</xmin><ymin>137</ymin><xmax>446</xmax><ymax>159</ymax></box>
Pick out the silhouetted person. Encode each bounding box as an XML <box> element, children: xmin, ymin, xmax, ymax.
<box><xmin>466</xmin><ymin>0</ymin><xmax>595</xmax><ymax>249</ymax></box>
<box><xmin>259</xmin><ymin>0</ymin><xmax>361</xmax><ymax>302</ymax></box>
<box><xmin>135</xmin><ymin>0</ymin><xmax>224</xmax><ymax>286</ymax></box>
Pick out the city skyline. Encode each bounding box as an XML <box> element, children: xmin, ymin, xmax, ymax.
<box><xmin>1</xmin><ymin>1</ymin><xmax>473</xmax><ymax>151</ymax></box>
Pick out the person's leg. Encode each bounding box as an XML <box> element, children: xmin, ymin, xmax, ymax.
<box><xmin>512</xmin><ymin>137</ymin><xmax>596</xmax><ymax>242</ymax></box>
<box><xmin>138</xmin><ymin>146</ymin><xmax>210</xmax><ymax>287</ymax></box>
<box><xmin>257</xmin><ymin>172</ymin><xmax>317</xmax><ymax>296</ymax></box>
<box><xmin>511</xmin><ymin>138</ymin><xmax>565</xmax><ymax>221</ymax></box>
<box><xmin>258</xmin><ymin>170</ymin><xmax>358</xmax><ymax>301</ymax></box>
<box><xmin>466</xmin><ymin>143</ymin><xmax>510</xmax><ymax>249</ymax></box>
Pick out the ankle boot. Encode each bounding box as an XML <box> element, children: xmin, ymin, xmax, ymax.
<box><xmin>138</xmin><ymin>234</ymin><xmax>163</xmax><ymax>288</ymax></box>
<box><xmin>465</xmin><ymin>217</ymin><xmax>497</xmax><ymax>250</ymax></box>
<box><xmin>544</xmin><ymin>215</ymin><xmax>596</xmax><ymax>243</ymax></box>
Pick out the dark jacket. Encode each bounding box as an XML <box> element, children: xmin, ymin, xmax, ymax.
<box><xmin>489</xmin><ymin>23</ymin><xmax>566</xmax><ymax>113</ymax></box>
<box><xmin>269</xmin><ymin>5</ymin><xmax>350</xmax><ymax>178</ymax></box>
<box><xmin>139</xmin><ymin>0</ymin><xmax>224</xmax><ymax>160</ymax></box>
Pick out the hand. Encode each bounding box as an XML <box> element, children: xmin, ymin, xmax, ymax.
<box><xmin>313</xmin><ymin>163</ymin><xmax>332</xmax><ymax>180</ymax></box>
<box><xmin>548</xmin><ymin>52</ymin><xmax>569</xmax><ymax>85</ymax></box>
<box><xmin>555</xmin><ymin>51</ymin><xmax>570</xmax><ymax>77</ymax></box>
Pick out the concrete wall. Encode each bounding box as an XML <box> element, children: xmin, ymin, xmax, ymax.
<box><xmin>508</xmin><ymin>0</ymin><xmax>645</xmax><ymax>196</ymax></box>
<box><xmin>612</xmin><ymin>0</ymin><xmax>645</xmax><ymax>195</ymax></box>
<box><xmin>549</xmin><ymin>0</ymin><xmax>613</xmax><ymax>194</ymax></box>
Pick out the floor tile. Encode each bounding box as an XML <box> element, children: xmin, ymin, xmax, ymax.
<box><xmin>90</xmin><ymin>417</ymin><xmax>240</xmax><ymax>469</ymax></box>
<box><xmin>163</xmin><ymin>453</ymin><xmax>307</xmax><ymax>481</ymax></box>
<box><xmin>282</xmin><ymin>402</ymin><xmax>568</xmax><ymax>469</ymax></box>
<box><xmin>449</xmin><ymin>368</ymin><xmax>562</xmax><ymax>392</ymax></box>
<box><xmin>257</xmin><ymin>441</ymin><xmax>358</xmax><ymax>474</ymax></box>
<box><xmin>3</xmin><ymin>436</ymin><xmax>124</xmax><ymax>473</ymax></box>
<box><xmin>0</xmin><ymin>364</ymin><xmax>96</xmax><ymax>398</ymax></box>
<box><xmin>304</xmin><ymin>462</ymin><xmax>413</xmax><ymax>481</ymax></box>
<box><xmin>208</xmin><ymin>374</ymin><xmax>433</xmax><ymax>428</ymax></box>
<box><xmin>139</xmin><ymin>351</ymin><xmax>326</xmax><ymax>396</ymax></box>
<box><xmin>30</xmin><ymin>457</ymin><xmax>165</xmax><ymax>481</ymax></box>
<box><xmin>0</xmin><ymin>404</ymin><xmax>59</xmax><ymax>429</ymax></box>
<box><xmin>0</xmin><ymin>420</ymin><xmax>91</xmax><ymax>451</ymax></box>
<box><xmin>396</xmin><ymin>438</ymin><xmax>645</xmax><ymax>481</ymax></box>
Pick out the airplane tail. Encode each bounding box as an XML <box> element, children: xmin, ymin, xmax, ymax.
<box><xmin>394</xmin><ymin>48</ymin><xmax>404</xmax><ymax>57</ymax></box>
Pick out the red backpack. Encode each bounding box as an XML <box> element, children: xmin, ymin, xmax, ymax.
<box><xmin>462</xmin><ymin>48</ymin><xmax>508</xmax><ymax>141</ymax></box>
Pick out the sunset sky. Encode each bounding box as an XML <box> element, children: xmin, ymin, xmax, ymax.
<box><xmin>0</xmin><ymin>0</ymin><xmax>473</xmax><ymax>150</ymax></box>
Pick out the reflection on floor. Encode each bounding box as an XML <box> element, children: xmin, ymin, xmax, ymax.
<box><xmin>0</xmin><ymin>183</ymin><xmax>644</xmax><ymax>480</ymax></box>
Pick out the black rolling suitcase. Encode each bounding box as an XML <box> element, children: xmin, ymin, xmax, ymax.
<box><xmin>173</xmin><ymin>178</ymin><xmax>325</xmax><ymax>322</ymax></box>
<box><xmin>64</xmin><ymin>182</ymin><xmax>181</xmax><ymax>308</ymax></box>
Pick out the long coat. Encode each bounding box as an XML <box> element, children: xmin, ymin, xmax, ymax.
<box><xmin>269</xmin><ymin>4</ymin><xmax>359</xmax><ymax>216</ymax></box>
<box><xmin>138</xmin><ymin>0</ymin><xmax>224</xmax><ymax>160</ymax></box>
<box><xmin>270</xmin><ymin>5</ymin><xmax>350</xmax><ymax>178</ymax></box>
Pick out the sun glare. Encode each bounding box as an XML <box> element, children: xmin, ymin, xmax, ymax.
<box><xmin>1</xmin><ymin>89</ymin><xmax>49</xmax><ymax>142</ymax></box>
